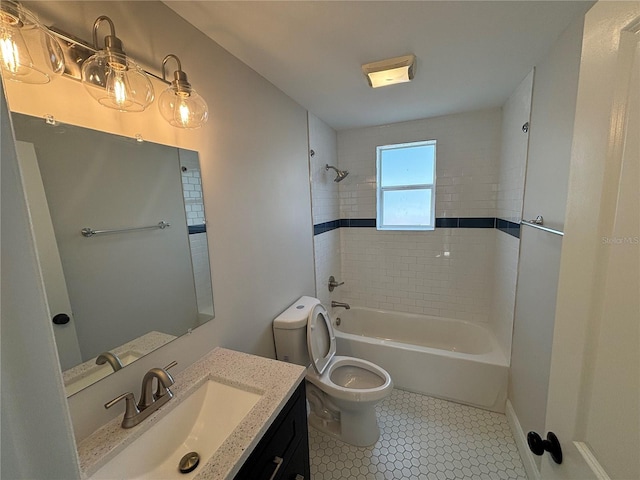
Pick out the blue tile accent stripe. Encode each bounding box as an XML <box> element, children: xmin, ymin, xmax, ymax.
<box><xmin>188</xmin><ymin>224</ymin><xmax>207</xmax><ymax>235</ymax></box>
<box><xmin>313</xmin><ymin>220</ymin><xmax>340</xmax><ymax>235</ymax></box>
<box><xmin>496</xmin><ymin>218</ymin><xmax>521</xmax><ymax>238</ymax></box>
<box><xmin>435</xmin><ymin>218</ymin><xmax>459</xmax><ymax>228</ymax></box>
<box><xmin>313</xmin><ymin>217</ymin><xmax>520</xmax><ymax>237</ymax></box>
<box><xmin>340</xmin><ymin>218</ymin><xmax>377</xmax><ymax>228</ymax></box>
<box><xmin>459</xmin><ymin>217</ymin><xmax>496</xmax><ymax>228</ymax></box>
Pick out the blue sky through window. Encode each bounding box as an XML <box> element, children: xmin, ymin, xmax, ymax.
<box><xmin>380</xmin><ymin>144</ymin><xmax>435</xmax><ymax>187</ymax></box>
<box><xmin>377</xmin><ymin>140</ymin><xmax>436</xmax><ymax>230</ymax></box>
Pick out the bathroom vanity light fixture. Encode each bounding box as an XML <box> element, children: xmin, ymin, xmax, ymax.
<box><xmin>158</xmin><ymin>54</ymin><xmax>208</xmax><ymax>129</ymax></box>
<box><xmin>81</xmin><ymin>16</ymin><xmax>154</xmax><ymax>112</ymax></box>
<box><xmin>2</xmin><ymin>9</ymin><xmax>210</xmax><ymax>128</ymax></box>
<box><xmin>0</xmin><ymin>1</ymin><xmax>64</xmax><ymax>84</ymax></box>
<box><xmin>361</xmin><ymin>54</ymin><xmax>415</xmax><ymax>88</ymax></box>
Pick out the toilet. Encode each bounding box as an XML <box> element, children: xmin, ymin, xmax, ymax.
<box><xmin>273</xmin><ymin>296</ymin><xmax>393</xmax><ymax>446</ymax></box>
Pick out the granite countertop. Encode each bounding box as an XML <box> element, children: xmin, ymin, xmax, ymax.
<box><xmin>77</xmin><ymin>347</ymin><xmax>306</xmax><ymax>479</ymax></box>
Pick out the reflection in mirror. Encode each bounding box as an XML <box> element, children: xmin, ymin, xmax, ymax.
<box><xmin>11</xmin><ymin>113</ymin><xmax>214</xmax><ymax>396</ymax></box>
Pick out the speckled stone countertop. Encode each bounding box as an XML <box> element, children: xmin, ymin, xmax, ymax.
<box><xmin>77</xmin><ymin>348</ymin><xmax>306</xmax><ymax>479</ymax></box>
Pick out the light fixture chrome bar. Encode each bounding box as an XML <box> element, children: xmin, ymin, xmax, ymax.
<box><xmin>521</xmin><ymin>220</ymin><xmax>564</xmax><ymax>237</ymax></box>
<box><xmin>81</xmin><ymin>221</ymin><xmax>171</xmax><ymax>238</ymax></box>
<box><xmin>47</xmin><ymin>26</ymin><xmax>169</xmax><ymax>84</ymax></box>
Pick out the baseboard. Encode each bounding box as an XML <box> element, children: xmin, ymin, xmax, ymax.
<box><xmin>506</xmin><ymin>399</ymin><xmax>540</xmax><ymax>480</ymax></box>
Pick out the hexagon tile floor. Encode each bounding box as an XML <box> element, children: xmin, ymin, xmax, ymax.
<box><xmin>308</xmin><ymin>389</ymin><xmax>527</xmax><ymax>479</ymax></box>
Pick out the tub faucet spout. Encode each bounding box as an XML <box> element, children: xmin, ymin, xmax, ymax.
<box><xmin>331</xmin><ymin>301</ymin><xmax>350</xmax><ymax>310</ymax></box>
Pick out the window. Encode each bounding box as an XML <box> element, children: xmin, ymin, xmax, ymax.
<box><xmin>376</xmin><ymin>140</ymin><xmax>436</xmax><ymax>231</ymax></box>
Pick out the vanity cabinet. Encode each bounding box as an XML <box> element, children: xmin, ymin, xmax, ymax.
<box><xmin>234</xmin><ymin>381</ymin><xmax>310</xmax><ymax>480</ymax></box>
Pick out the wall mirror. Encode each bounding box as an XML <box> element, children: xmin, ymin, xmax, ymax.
<box><xmin>11</xmin><ymin>112</ymin><xmax>214</xmax><ymax>397</ymax></box>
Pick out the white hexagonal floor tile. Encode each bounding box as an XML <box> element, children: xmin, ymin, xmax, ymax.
<box><xmin>308</xmin><ymin>389</ymin><xmax>527</xmax><ymax>479</ymax></box>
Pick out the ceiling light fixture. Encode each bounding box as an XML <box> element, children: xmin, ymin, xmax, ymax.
<box><xmin>362</xmin><ymin>54</ymin><xmax>416</xmax><ymax>88</ymax></box>
<box><xmin>81</xmin><ymin>16</ymin><xmax>154</xmax><ymax>112</ymax></box>
<box><xmin>0</xmin><ymin>1</ymin><xmax>64</xmax><ymax>84</ymax></box>
<box><xmin>158</xmin><ymin>54</ymin><xmax>208</xmax><ymax>129</ymax></box>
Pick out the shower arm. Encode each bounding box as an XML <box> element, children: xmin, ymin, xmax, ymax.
<box><xmin>325</xmin><ymin>164</ymin><xmax>349</xmax><ymax>182</ymax></box>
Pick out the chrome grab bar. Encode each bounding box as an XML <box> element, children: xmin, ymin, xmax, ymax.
<box><xmin>81</xmin><ymin>221</ymin><xmax>170</xmax><ymax>238</ymax></box>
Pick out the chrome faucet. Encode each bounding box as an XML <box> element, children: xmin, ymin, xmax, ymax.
<box><xmin>138</xmin><ymin>367</ymin><xmax>175</xmax><ymax>409</ymax></box>
<box><xmin>96</xmin><ymin>351</ymin><xmax>124</xmax><ymax>372</ymax></box>
<box><xmin>105</xmin><ymin>361</ymin><xmax>177</xmax><ymax>429</ymax></box>
<box><xmin>331</xmin><ymin>301</ymin><xmax>350</xmax><ymax>310</ymax></box>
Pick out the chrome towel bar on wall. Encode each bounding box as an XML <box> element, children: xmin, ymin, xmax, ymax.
<box><xmin>81</xmin><ymin>221</ymin><xmax>171</xmax><ymax>237</ymax></box>
<box><xmin>521</xmin><ymin>215</ymin><xmax>564</xmax><ymax>236</ymax></box>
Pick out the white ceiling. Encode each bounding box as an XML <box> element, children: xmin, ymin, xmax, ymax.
<box><xmin>164</xmin><ymin>1</ymin><xmax>592</xmax><ymax>131</ymax></box>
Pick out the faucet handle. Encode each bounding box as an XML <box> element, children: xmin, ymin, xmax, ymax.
<box><xmin>105</xmin><ymin>392</ymin><xmax>140</xmax><ymax>426</ymax></box>
<box><xmin>328</xmin><ymin>276</ymin><xmax>345</xmax><ymax>292</ymax></box>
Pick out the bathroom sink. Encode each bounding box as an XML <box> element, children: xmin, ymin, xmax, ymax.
<box><xmin>90</xmin><ymin>379</ymin><xmax>262</xmax><ymax>479</ymax></box>
<box><xmin>65</xmin><ymin>352</ymin><xmax>141</xmax><ymax>396</ymax></box>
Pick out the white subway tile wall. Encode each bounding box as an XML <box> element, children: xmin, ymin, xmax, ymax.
<box><xmin>309</xmin><ymin>113</ymin><xmax>343</xmax><ymax>303</ymax></box>
<box><xmin>496</xmin><ymin>71</ymin><xmax>534</xmax><ymax>223</ymax></box>
<box><xmin>313</xmin><ymin>229</ymin><xmax>342</xmax><ymax>307</ymax></box>
<box><xmin>309</xmin><ymin>113</ymin><xmax>340</xmax><ymax>225</ymax></box>
<box><xmin>180</xmin><ymin>151</ymin><xmax>213</xmax><ymax>317</ymax></box>
<box><xmin>490</xmin><ymin>71</ymin><xmax>534</xmax><ymax>356</ymax></box>
<box><xmin>490</xmin><ymin>232</ymin><xmax>520</xmax><ymax>356</ymax></box>
<box><xmin>182</xmin><ymin>168</ymin><xmax>206</xmax><ymax>226</ymax></box>
<box><xmin>335</xmin><ymin>109</ymin><xmax>501</xmax><ymax>324</ymax></box>
<box><xmin>189</xmin><ymin>232</ymin><xmax>213</xmax><ymax>316</ymax></box>
<box><xmin>340</xmin><ymin>228</ymin><xmax>495</xmax><ymax>321</ymax></box>
<box><xmin>337</xmin><ymin>109</ymin><xmax>502</xmax><ymax>220</ymax></box>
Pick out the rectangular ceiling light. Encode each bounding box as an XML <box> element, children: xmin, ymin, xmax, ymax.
<box><xmin>362</xmin><ymin>54</ymin><xmax>416</xmax><ymax>88</ymax></box>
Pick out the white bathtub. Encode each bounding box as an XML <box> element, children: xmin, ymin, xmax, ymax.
<box><xmin>333</xmin><ymin>307</ymin><xmax>508</xmax><ymax>412</ymax></box>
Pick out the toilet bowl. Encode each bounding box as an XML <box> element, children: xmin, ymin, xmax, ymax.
<box><xmin>273</xmin><ymin>296</ymin><xmax>393</xmax><ymax>446</ymax></box>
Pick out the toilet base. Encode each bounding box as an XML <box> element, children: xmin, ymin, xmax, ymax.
<box><xmin>306</xmin><ymin>382</ymin><xmax>382</xmax><ymax>447</ymax></box>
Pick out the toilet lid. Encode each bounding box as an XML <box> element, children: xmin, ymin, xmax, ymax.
<box><xmin>307</xmin><ymin>303</ymin><xmax>336</xmax><ymax>375</ymax></box>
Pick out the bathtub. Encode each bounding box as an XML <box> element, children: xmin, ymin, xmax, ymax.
<box><xmin>333</xmin><ymin>307</ymin><xmax>508</xmax><ymax>413</ymax></box>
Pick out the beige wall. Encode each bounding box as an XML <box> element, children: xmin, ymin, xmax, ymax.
<box><xmin>4</xmin><ymin>1</ymin><xmax>315</xmax><ymax>443</ymax></box>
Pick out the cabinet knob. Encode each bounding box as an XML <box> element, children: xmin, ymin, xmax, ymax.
<box><xmin>268</xmin><ymin>456</ymin><xmax>284</xmax><ymax>480</ymax></box>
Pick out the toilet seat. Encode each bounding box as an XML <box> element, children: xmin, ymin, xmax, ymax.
<box><xmin>306</xmin><ymin>304</ymin><xmax>393</xmax><ymax>403</ymax></box>
<box><xmin>307</xmin><ymin>303</ymin><xmax>336</xmax><ymax>375</ymax></box>
<box><xmin>306</xmin><ymin>355</ymin><xmax>393</xmax><ymax>403</ymax></box>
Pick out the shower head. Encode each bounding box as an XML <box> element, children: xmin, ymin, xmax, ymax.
<box><xmin>325</xmin><ymin>164</ymin><xmax>349</xmax><ymax>183</ymax></box>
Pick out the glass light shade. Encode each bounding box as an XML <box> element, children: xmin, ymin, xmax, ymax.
<box><xmin>158</xmin><ymin>87</ymin><xmax>208</xmax><ymax>129</ymax></box>
<box><xmin>0</xmin><ymin>2</ymin><xmax>64</xmax><ymax>84</ymax></box>
<box><xmin>367</xmin><ymin>66</ymin><xmax>412</xmax><ymax>88</ymax></box>
<box><xmin>81</xmin><ymin>51</ymin><xmax>154</xmax><ymax>112</ymax></box>
<box><xmin>362</xmin><ymin>54</ymin><xmax>415</xmax><ymax>89</ymax></box>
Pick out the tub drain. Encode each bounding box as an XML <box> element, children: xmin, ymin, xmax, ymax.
<box><xmin>178</xmin><ymin>451</ymin><xmax>200</xmax><ymax>474</ymax></box>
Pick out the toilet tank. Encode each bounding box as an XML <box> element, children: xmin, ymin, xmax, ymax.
<box><xmin>273</xmin><ymin>296</ymin><xmax>320</xmax><ymax>366</ymax></box>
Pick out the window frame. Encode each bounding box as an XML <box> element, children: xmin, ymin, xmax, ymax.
<box><xmin>376</xmin><ymin>139</ymin><xmax>437</xmax><ymax>231</ymax></box>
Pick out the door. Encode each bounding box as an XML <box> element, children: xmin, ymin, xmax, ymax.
<box><xmin>542</xmin><ymin>2</ymin><xmax>639</xmax><ymax>479</ymax></box>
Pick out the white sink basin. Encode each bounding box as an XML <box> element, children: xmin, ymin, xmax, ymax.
<box><xmin>90</xmin><ymin>379</ymin><xmax>262</xmax><ymax>479</ymax></box>
<box><xmin>65</xmin><ymin>352</ymin><xmax>141</xmax><ymax>396</ymax></box>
